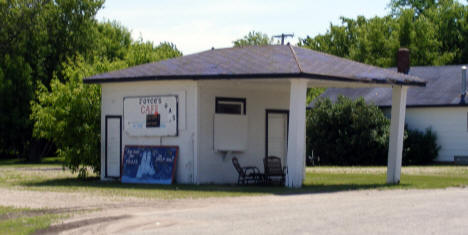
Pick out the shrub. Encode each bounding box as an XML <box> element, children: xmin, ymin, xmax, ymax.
<box><xmin>307</xmin><ymin>96</ymin><xmax>440</xmax><ymax>166</ymax></box>
<box><xmin>403</xmin><ymin>127</ymin><xmax>440</xmax><ymax>165</ymax></box>
<box><xmin>307</xmin><ymin>96</ymin><xmax>390</xmax><ymax>165</ymax></box>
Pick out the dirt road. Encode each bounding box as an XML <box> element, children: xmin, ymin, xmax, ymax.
<box><xmin>2</xmin><ymin>187</ymin><xmax>468</xmax><ymax>234</ymax></box>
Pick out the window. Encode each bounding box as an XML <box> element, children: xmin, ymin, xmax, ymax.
<box><xmin>215</xmin><ymin>97</ymin><xmax>246</xmax><ymax>115</ymax></box>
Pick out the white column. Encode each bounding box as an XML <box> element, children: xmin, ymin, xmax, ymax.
<box><xmin>286</xmin><ymin>79</ymin><xmax>308</xmax><ymax>188</ymax></box>
<box><xmin>387</xmin><ymin>86</ymin><xmax>408</xmax><ymax>184</ymax></box>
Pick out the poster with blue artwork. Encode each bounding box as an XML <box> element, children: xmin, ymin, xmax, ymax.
<box><xmin>121</xmin><ymin>145</ymin><xmax>178</xmax><ymax>184</ymax></box>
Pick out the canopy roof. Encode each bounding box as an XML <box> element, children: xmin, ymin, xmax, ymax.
<box><xmin>84</xmin><ymin>45</ymin><xmax>425</xmax><ymax>86</ymax></box>
<box><xmin>311</xmin><ymin>65</ymin><xmax>467</xmax><ymax>108</ymax></box>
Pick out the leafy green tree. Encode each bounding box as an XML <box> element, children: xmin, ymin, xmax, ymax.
<box><xmin>126</xmin><ymin>40</ymin><xmax>182</xmax><ymax>67</ymax></box>
<box><xmin>307</xmin><ymin>96</ymin><xmax>390</xmax><ymax>165</ymax></box>
<box><xmin>233</xmin><ymin>31</ymin><xmax>274</xmax><ymax>47</ymax></box>
<box><xmin>306</xmin><ymin>88</ymin><xmax>325</xmax><ymax>105</ymax></box>
<box><xmin>94</xmin><ymin>21</ymin><xmax>132</xmax><ymax>61</ymax></box>
<box><xmin>0</xmin><ymin>0</ymin><xmax>47</xmax><ymax>158</ymax></box>
<box><xmin>31</xmin><ymin>38</ymin><xmax>182</xmax><ymax>177</ymax></box>
<box><xmin>31</xmin><ymin>56</ymin><xmax>110</xmax><ymax>177</ymax></box>
<box><xmin>0</xmin><ymin>55</ymin><xmax>34</xmax><ymax>157</ymax></box>
<box><xmin>421</xmin><ymin>0</ymin><xmax>467</xmax><ymax>63</ymax></box>
<box><xmin>301</xmin><ymin>0</ymin><xmax>467</xmax><ymax>66</ymax></box>
<box><xmin>389</xmin><ymin>0</ymin><xmax>437</xmax><ymax>15</ymax></box>
<box><xmin>0</xmin><ymin>0</ymin><xmax>104</xmax><ymax>159</ymax></box>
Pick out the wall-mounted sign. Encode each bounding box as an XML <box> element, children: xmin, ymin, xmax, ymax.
<box><xmin>123</xmin><ymin>95</ymin><xmax>178</xmax><ymax>136</ymax></box>
<box><xmin>121</xmin><ymin>145</ymin><xmax>178</xmax><ymax>184</ymax></box>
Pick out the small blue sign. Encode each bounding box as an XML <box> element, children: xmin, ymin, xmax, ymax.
<box><xmin>121</xmin><ymin>145</ymin><xmax>178</xmax><ymax>184</ymax></box>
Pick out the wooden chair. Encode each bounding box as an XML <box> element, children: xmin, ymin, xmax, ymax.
<box><xmin>263</xmin><ymin>156</ymin><xmax>287</xmax><ymax>185</ymax></box>
<box><xmin>232</xmin><ymin>157</ymin><xmax>262</xmax><ymax>184</ymax></box>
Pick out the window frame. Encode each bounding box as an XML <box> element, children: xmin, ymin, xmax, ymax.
<box><xmin>215</xmin><ymin>97</ymin><xmax>246</xmax><ymax>115</ymax></box>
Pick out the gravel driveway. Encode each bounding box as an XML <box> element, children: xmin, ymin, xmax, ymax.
<box><xmin>3</xmin><ymin>187</ymin><xmax>467</xmax><ymax>234</ymax></box>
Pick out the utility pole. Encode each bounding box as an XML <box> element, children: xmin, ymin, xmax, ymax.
<box><xmin>273</xmin><ymin>33</ymin><xmax>294</xmax><ymax>45</ymax></box>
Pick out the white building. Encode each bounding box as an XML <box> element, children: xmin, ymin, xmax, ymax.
<box><xmin>316</xmin><ymin>65</ymin><xmax>468</xmax><ymax>163</ymax></box>
<box><xmin>84</xmin><ymin>45</ymin><xmax>425</xmax><ymax>187</ymax></box>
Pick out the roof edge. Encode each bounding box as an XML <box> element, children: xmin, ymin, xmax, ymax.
<box><xmin>83</xmin><ymin>72</ymin><xmax>426</xmax><ymax>87</ymax></box>
<box><xmin>379</xmin><ymin>104</ymin><xmax>468</xmax><ymax>108</ymax></box>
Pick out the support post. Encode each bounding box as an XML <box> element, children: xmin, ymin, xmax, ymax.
<box><xmin>387</xmin><ymin>86</ymin><xmax>408</xmax><ymax>184</ymax></box>
<box><xmin>286</xmin><ymin>79</ymin><xmax>308</xmax><ymax>188</ymax></box>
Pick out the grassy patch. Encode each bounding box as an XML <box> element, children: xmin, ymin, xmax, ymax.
<box><xmin>305</xmin><ymin>166</ymin><xmax>468</xmax><ymax>190</ymax></box>
<box><xmin>0</xmin><ymin>164</ymin><xmax>467</xmax><ymax>199</ymax></box>
<box><xmin>0</xmin><ymin>206</ymin><xmax>65</xmax><ymax>235</ymax></box>
<box><xmin>0</xmin><ymin>164</ymin><xmax>465</xmax><ymax>233</ymax></box>
<box><xmin>0</xmin><ymin>157</ymin><xmax>63</xmax><ymax>168</ymax></box>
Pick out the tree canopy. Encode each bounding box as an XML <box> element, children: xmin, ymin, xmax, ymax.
<box><xmin>1</xmin><ymin>0</ymin><xmax>182</xmax><ymax>176</ymax></box>
<box><xmin>233</xmin><ymin>31</ymin><xmax>274</xmax><ymax>47</ymax></box>
<box><xmin>300</xmin><ymin>0</ymin><xmax>468</xmax><ymax>67</ymax></box>
<box><xmin>0</xmin><ymin>0</ymin><xmax>105</xmax><ymax>158</ymax></box>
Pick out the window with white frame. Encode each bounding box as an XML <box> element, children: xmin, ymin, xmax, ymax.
<box><xmin>215</xmin><ymin>97</ymin><xmax>246</xmax><ymax>115</ymax></box>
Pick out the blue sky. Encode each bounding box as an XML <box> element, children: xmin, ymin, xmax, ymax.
<box><xmin>97</xmin><ymin>0</ymin><xmax>390</xmax><ymax>54</ymax></box>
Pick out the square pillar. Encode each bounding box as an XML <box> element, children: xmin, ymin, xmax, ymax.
<box><xmin>387</xmin><ymin>85</ymin><xmax>408</xmax><ymax>184</ymax></box>
<box><xmin>286</xmin><ymin>79</ymin><xmax>308</xmax><ymax>188</ymax></box>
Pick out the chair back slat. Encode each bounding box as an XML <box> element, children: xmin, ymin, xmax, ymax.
<box><xmin>232</xmin><ymin>157</ymin><xmax>245</xmax><ymax>176</ymax></box>
<box><xmin>264</xmin><ymin>156</ymin><xmax>284</xmax><ymax>176</ymax></box>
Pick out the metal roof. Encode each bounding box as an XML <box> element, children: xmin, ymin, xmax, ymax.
<box><xmin>311</xmin><ymin>65</ymin><xmax>468</xmax><ymax>108</ymax></box>
<box><xmin>84</xmin><ymin>45</ymin><xmax>425</xmax><ymax>86</ymax></box>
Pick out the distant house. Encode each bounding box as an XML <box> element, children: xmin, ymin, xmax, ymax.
<box><xmin>315</xmin><ymin>65</ymin><xmax>468</xmax><ymax>163</ymax></box>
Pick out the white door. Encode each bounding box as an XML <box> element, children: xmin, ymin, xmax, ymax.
<box><xmin>267</xmin><ymin>112</ymin><xmax>288</xmax><ymax>166</ymax></box>
<box><xmin>106</xmin><ymin>116</ymin><xmax>121</xmax><ymax>178</ymax></box>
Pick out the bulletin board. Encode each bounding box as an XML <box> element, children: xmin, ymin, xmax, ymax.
<box><xmin>121</xmin><ymin>145</ymin><xmax>178</xmax><ymax>184</ymax></box>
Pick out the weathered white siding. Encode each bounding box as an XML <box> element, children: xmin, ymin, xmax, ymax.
<box><xmin>197</xmin><ymin>81</ymin><xmax>290</xmax><ymax>183</ymax></box>
<box><xmin>100</xmin><ymin>81</ymin><xmax>198</xmax><ymax>183</ymax></box>
<box><xmin>384</xmin><ymin>107</ymin><xmax>468</xmax><ymax>162</ymax></box>
<box><xmin>100</xmin><ymin>79</ymin><xmax>291</xmax><ymax>184</ymax></box>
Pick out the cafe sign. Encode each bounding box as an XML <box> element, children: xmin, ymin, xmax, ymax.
<box><xmin>123</xmin><ymin>95</ymin><xmax>178</xmax><ymax>136</ymax></box>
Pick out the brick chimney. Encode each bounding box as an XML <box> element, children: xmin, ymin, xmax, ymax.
<box><xmin>397</xmin><ymin>48</ymin><xmax>410</xmax><ymax>74</ymax></box>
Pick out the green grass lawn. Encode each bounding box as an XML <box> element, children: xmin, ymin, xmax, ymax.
<box><xmin>0</xmin><ymin>206</ymin><xmax>66</xmax><ymax>235</ymax></box>
<box><xmin>0</xmin><ymin>158</ymin><xmax>467</xmax><ymax>199</ymax></box>
<box><xmin>1</xmin><ymin>159</ymin><xmax>467</xmax><ymax>234</ymax></box>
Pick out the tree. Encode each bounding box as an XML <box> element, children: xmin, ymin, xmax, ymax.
<box><xmin>126</xmin><ymin>40</ymin><xmax>182</xmax><ymax>67</ymax></box>
<box><xmin>31</xmin><ymin>36</ymin><xmax>182</xmax><ymax>178</ymax></box>
<box><xmin>0</xmin><ymin>0</ymin><xmax>104</xmax><ymax>159</ymax></box>
<box><xmin>0</xmin><ymin>55</ymin><xmax>34</xmax><ymax>158</ymax></box>
<box><xmin>233</xmin><ymin>31</ymin><xmax>274</xmax><ymax>47</ymax></box>
<box><xmin>31</xmin><ymin>56</ymin><xmax>106</xmax><ymax>178</ymax></box>
<box><xmin>307</xmin><ymin>96</ymin><xmax>390</xmax><ymax>165</ymax></box>
<box><xmin>389</xmin><ymin>0</ymin><xmax>437</xmax><ymax>15</ymax></box>
<box><xmin>300</xmin><ymin>0</ymin><xmax>467</xmax><ymax>67</ymax></box>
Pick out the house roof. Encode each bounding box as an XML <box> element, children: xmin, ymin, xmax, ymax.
<box><xmin>84</xmin><ymin>45</ymin><xmax>425</xmax><ymax>86</ymax></box>
<box><xmin>311</xmin><ymin>64</ymin><xmax>468</xmax><ymax>108</ymax></box>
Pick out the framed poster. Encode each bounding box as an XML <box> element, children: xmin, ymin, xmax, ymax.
<box><xmin>123</xmin><ymin>95</ymin><xmax>178</xmax><ymax>136</ymax></box>
<box><xmin>121</xmin><ymin>145</ymin><xmax>178</xmax><ymax>184</ymax></box>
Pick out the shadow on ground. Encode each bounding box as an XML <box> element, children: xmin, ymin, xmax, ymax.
<box><xmin>21</xmin><ymin>177</ymin><xmax>405</xmax><ymax>196</ymax></box>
